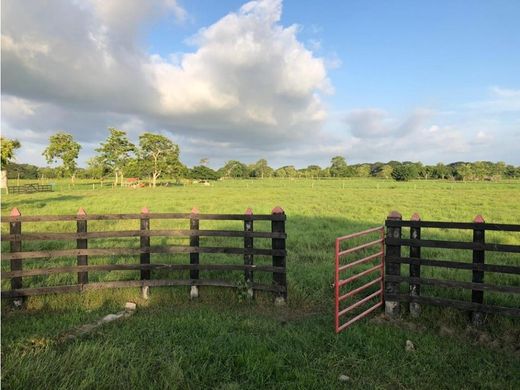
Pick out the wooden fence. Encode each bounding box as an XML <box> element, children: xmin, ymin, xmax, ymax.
<box><xmin>8</xmin><ymin>184</ymin><xmax>53</xmax><ymax>194</ymax></box>
<box><xmin>1</xmin><ymin>207</ymin><xmax>287</xmax><ymax>301</ymax></box>
<box><xmin>384</xmin><ymin>211</ymin><xmax>520</xmax><ymax>322</ymax></box>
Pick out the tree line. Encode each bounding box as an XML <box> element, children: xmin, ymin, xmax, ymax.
<box><xmin>2</xmin><ymin>130</ymin><xmax>520</xmax><ymax>186</ymax></box>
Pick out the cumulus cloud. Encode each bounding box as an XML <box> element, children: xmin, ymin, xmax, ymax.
<box><xmin>1</xmin><ymin>0</ymin><xmax>330</xmax><ymax>165</ymax></box>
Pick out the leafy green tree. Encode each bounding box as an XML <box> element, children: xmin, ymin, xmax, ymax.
<box><xmin>42</xmin><ymin>132</ymin><xmax>81</xmax><ymax>183</ymax></box>
<box><xmin>304</xmin><ymin>165</ymin><xmax>322</xmax><ymax>178</ymax></box>
<box><xmin>274</xmin><ymin>167</ymin><xmax>287</xmax><ymax>178</ymax></box>
<box><xmin>391</xmin><ymin>164</ymin><xmax>419</xmax><ymax>181</ymax></box>
<box><xmin>455</xmin><ymin>163</ymin><xmax>474</xmax><ymax>181</ymax></box>
<box><xmin>219</xmin><ymin>160</ymin><xmax>249</xmax><ymax>178</ymax></box>
<box><xmin>95</xmin><ymin>128</ymin><xmax>136</xmax><ymax>186</ymax></box>
<box><xmin>250</xmin><ymin>159</ymin><xmax>273</xmax><ymax>178</ymax></box>
<box><xmin>433</xmin><ymin>163</ymin><xmax>449</xmax><ymax>179</ymax></box>
<box><xmin>355</xmin><ymin>164</ymin><xmax>371</xmax><ymax>177</ymax></box>
<box><xmin>86</xmin><ymin>157</ymin><xmax>109</xmax><ymax>179</ymax></box>
<box><xmin>138</xmin><ymin>132</ymin><xmax>181</xmax><ymax>187</ymax></box>
<box><xmin>330</xmin><ymin>156</ymin><xmax>349</xmax><ymax>177</ymax></box>
<box><xmin>190</xmin><ymin>165</ymin><xmax>220</xmax><ymax>180</ymax></box>
<box><xmin>504</xmin><ymin>165</ymin><xmax>520</xmax><ymax>179</ymax></box>
<box><xmin>375</xmin><ymin>164</ymin><xmax>393</xmax><ymax>179</ymax></box>
<box><xmin>1</xmin><ymin>137</ymin><xmax>21</xmax><ymax>167</ymax></box>
<box><xmin>6</xmin><ymin>163</ymin><xmax>39</xmax><ymax>179</ymax></box>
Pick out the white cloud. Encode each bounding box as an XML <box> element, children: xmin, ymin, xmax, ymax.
<box><xmin>2</xmin><ymin>0</ymin><xmax>330</xmax><ymax>161</ymax></box>
<box><xmin>465</xmin><ymin>86</ymin><xmax>520</xmax><ymax>113</ymax></box>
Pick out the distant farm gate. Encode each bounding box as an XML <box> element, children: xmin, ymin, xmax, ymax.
<box><xmin>8</xmin><ymin>184</ymin><xmax>53</xmax><ymax>194</ymax></box>
<box><xmin>1</xmin><ymin>207</ymin><xmax>287</xmax><ymax>302</ymax></box>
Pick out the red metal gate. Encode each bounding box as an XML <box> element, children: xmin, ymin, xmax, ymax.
<box><xmin>335</xmin><ymin>226</ymin><xmax>385</xmax><ymax>333</ymax></box>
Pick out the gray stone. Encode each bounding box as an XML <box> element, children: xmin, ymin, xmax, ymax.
<box><xmin>338</xmin><ymin>374</ymin><xmax>350</xmax><ymax>382</ymax></box>
<box><xmin>274</xmin><ymin>296</ymin><xmax>286</xmax><ymax>306</ymax></box>
<box><xmin>141</xmin><ymin>286</ymin><xmax>150</xmax><ymax>300</ymax></box>
<box><xmin>405</xmin><ymin>340</ymin><xmax>415</xmax><ymax>352</ymax></box>
<box><xmin>190</xmin><ymin>285</ymin><xmax>199</xmax><ymax>299</ymax></box>
<box><xmin>102</xmin><ymin>313</ymin><xmax>125</xmax><ymax>323</ymax></box>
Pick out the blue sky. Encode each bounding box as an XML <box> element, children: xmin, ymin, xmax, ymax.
<box><xmin>2</xmin><ymin>0</ymin><xmax>519</xmax><ymax>168</ymax></box>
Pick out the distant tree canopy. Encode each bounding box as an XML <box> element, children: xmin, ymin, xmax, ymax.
<box><xmin>391</xmin><ymin>164</ymin><xmax>419</xmax><ymax>181</ymax></box>
<box><xmin>138</xmin><ymin>132</ymin><xmax>183</xmax><ymax>187</ymax></box>
<box><xmin>95</xmin><ymin>128</ymin><xmax>136</xmax><ymax>186</ymax></box>
<box><xmin>190</xmin><ymin>165</ymin><xmax>220</xmax><ymax>180</ymax></box>
<box><xmin>218</xmin><ymin>160</ymin><xmax>249</xmax><ymax>178</ymax></box>
<box><xmin>1</xmin><ymin>137</ymin><xmax>21</xmax><ymax>167</ymax></box>
<box><xmin>43</xmin><ymin>132</ymin><xmax>81</xmax><ymax>182</ymax></box>
<box><xmin>4</xmin><ymin>129</ymin><xmax>519</xmax><ymax>183</ymax></box>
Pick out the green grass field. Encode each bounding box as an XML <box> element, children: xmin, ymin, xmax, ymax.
<box><xmin>2</xmin><ymin>178</ymin><xmax>520</xmax><ymax>389</ymax></box>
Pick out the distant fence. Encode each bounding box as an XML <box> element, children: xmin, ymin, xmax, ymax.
<box><xmin>384</xmin><ymin>212</ymin><xmax>520</xmax><ymax>322</ymax></box>
<box><xmin>8</xmin><ymin>184</ymin><xmax>53</xmax><ymax>194</ymax></box>
<box><xmin>1</xmin><ymin>207</ymin><xmax>287</xmax><ymax>301</ymax></box>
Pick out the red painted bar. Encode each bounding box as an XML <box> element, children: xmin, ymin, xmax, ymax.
<box><xmin>338</xmin><ymin>263</ymin><xmax>383</xmax><ymax>287</ymax></box>
<box><xmin>338</xmin><ymin>277</ymin><xmax>382</xmax><ymax>302</ymax></box>
<box><xmin>338</xmin><ymin>238</ymin><xmax>384</xmax><ymax>257</ymax></box>
<box><xmin>338</xmin><ymin>289</ymin><xmax>383</xmax><ymax>317</ymax></box>
<box><xmin>338</xmin><ymin>250</ymin><xmax>384</xmax><ymax>271</ymax></box>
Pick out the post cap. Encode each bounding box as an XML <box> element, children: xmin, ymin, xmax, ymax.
<box><xmin>141</xmin><ymin>207</ymin><xmax>150</xmax><ymax>214</ymax></box>
<box><xmin>272</xmin><ymin>206</ymin><xmax>284</xmax><ymax>214</ymax></box>
<box><xmin>245</xmin><ymin>207</ymin><xmax>253</xmax><ymax>215</ymax></box>
<box><xmin>411</xmin><ymin>213</ymin><xmax>421</xmax><ymax>221</ymax></box>
<box><xmin>77</xmin><ymin>207</ymin><xmax>87</xmax><ymax>216</ymax></box>
<box><xmin>191</xmin><ymin>207</ymin><xmax>199</xmax><ymax>214</ymax></box>
<box><xmin>388</xmin><ymin>210</ymin><xmax>402</xmax><ymax>220</ymax></box>
<box><xmin>10</xmin><ymin>207</ymin><xmax>21</xmax><ymax>217</ymax></box>
<box><xmin>473</xmin><ymin>215</ymin><xmax>485</xmax><ymax>223</ymax></box>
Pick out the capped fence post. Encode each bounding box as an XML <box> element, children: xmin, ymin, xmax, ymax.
<box><xmin>385</xmin><ymin>210</ymin><xmax>402</xmax><ymax>318</ymax></box>
<box><xmin>190</xmin><ymin>207</ymin><xmax>200</xmax><ymax>299</ymax></box>
<box><xmin>409</xmin><ymin>213</ymin><xmax>421</xmax><ymax>317</ymax></box>
<box><xmin>271</xmin><ymin>206</ymin><xmax>287</xmax><ymax>304</ymax></box>
<box><xmin>140</xmin><ymin>207</ymin><xmax>151</xmax><ymax>299</ymax></box>
<box><xmin>471</xmin><ymin>215</ymin><xmax>485</xmax><ymax>327</ymax></box>
<box><xmin>244</xmin><ymin>208</ymin><xmax>254</xmax><ymax>299</ymax></box>
<box><xmin>77</xmin><ymin>208</ymin><xmax>88</xmax><ymax>285</ymax></box>
<box><xmin>10</xmin><ymin>208</ymin><xmax>23</xmax><ymax>308</ymax></box>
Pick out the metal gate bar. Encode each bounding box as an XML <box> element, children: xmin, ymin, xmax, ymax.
<box><xmin>335</xmin><ymin>226</ymin><xmax>385</xmax><ymax>333</ymax></box>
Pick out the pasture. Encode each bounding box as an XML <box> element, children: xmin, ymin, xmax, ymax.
<box><xmin>2</xmin><ymin>178</ymin><xmax>520</xmax><ymax>389</ymax></box>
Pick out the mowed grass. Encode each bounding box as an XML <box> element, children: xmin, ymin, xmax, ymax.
<box><xmin>2</xmin><ymin>178</ymin><xmax>520</xmax><ymax>389</ymax></box>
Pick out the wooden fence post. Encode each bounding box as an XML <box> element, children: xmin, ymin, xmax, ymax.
<box><xmin>472</xmin><ymin>215</ymin><xmax>485</xmax><ymax>326</ymax></box>
<box><xmin>140</xmin><ymin>207</ymin><xmax>150</xmax><ymax>299</ymax></box>
<box><xmin>385</xmin><ymin>210</ymin><xmax>402</xmax><ymax>317</ymax></box>
<box><xmin>190</xmin><ymin>207</ymin><xmax>200</xmax><ymax>299</ymax></box>
<box><xmin>77</xmin><ymin>208</ymin><xmax>88</xmax><ymax>285</ymax></box>
<box><xmin>10</xmin><ymin>208</ymin><xmax>23</xmax><ymax>307</ymax></box>
<box><xmin>409</xmin><ymin>213</ymin><xmax>421</xmax><ymax>317</ymax></box>
<box><xmin>244</xmin><ymin>208</ymin><xmax>254</xmax><ymax>299</ymax></box>
<box><xmin>271</xmin><ymin>206</ymin><xmax>287</xmax><ymax>304</ymax></box>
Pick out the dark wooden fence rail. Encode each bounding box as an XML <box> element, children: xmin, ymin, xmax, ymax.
<box><xmin>384</xmin><ymin>211</ymin><xmax>520</xmax><ymax>324</ymax></box>
<box><xmin>1</xmin><ymin>207</ymin><xmax>287</xmax><ymax>303</ymax></box>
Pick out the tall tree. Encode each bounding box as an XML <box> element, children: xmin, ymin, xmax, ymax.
<box><xmin>219</xmin><ymin>160</ymin><xmax>249</xmax><ymax>178</ymax></box>
<box><xmin>1</xmin><ymin>137</ymin><xmax>21</xmax><ymax>193</ymax></box>
<box><xmin>43</xmin><ymin>132</ymin><xmax>81</xmax><ymax>183</ymax></box>
<box><xmin>95</xmin><ymin>128</ymin><xmax>136</xmax><ymax>186</ymax></box>
<box><xmin>139</xmin><ymin>132</ymin><xmax>181</xmax><ymax>187</ymax></box>
<box><xmin>251</xmin><ymin>159</ymin><xmax>273</xmax><ymax>178</ymax></box>
<box><xmin>330</xmin><ymin>156</ymin><xmax>349</xmax><ymax>177</ymax></box>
